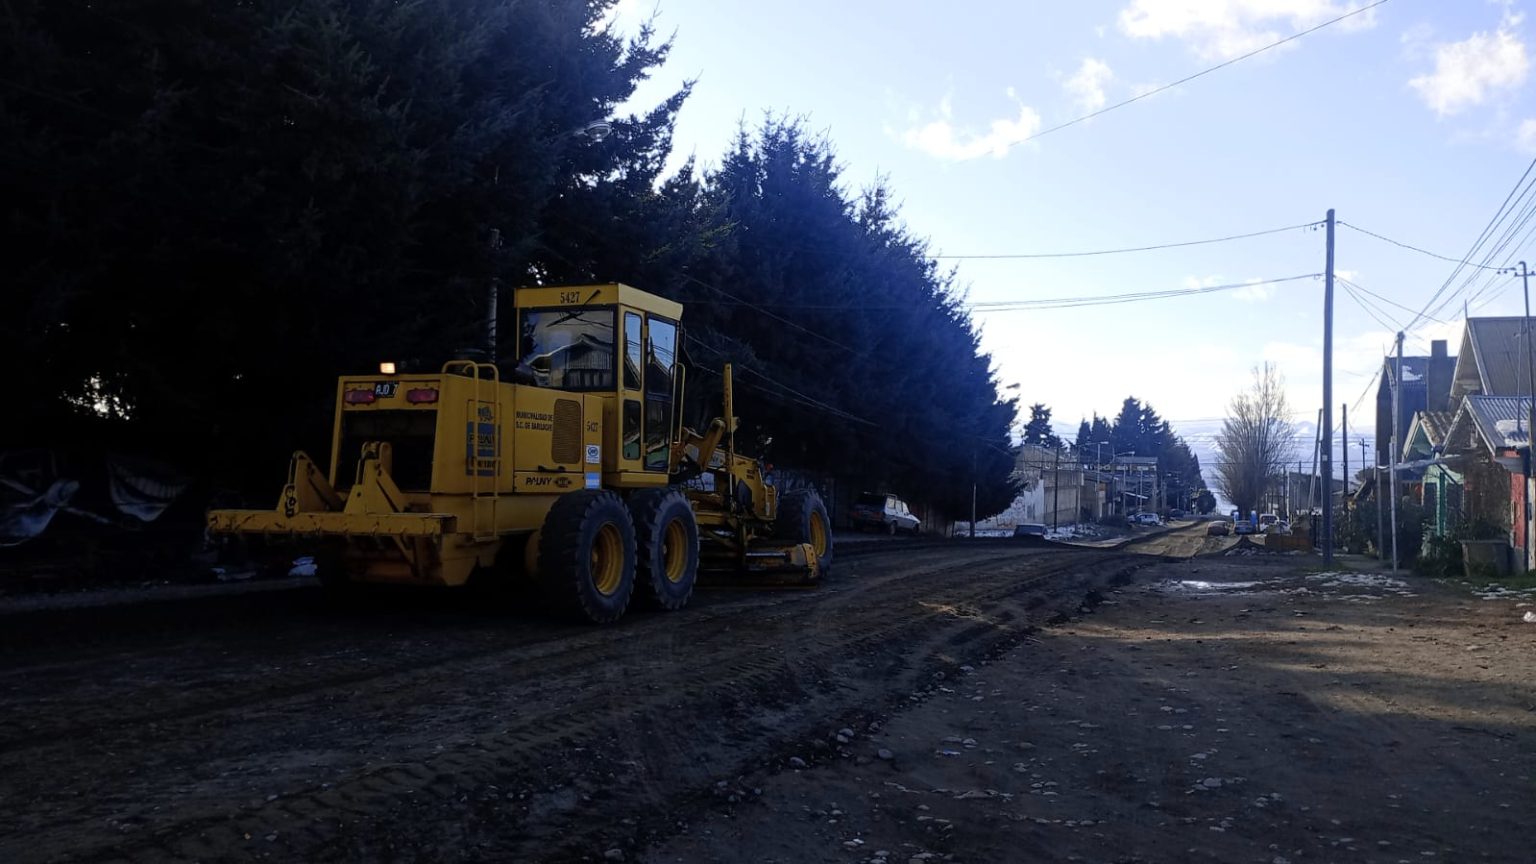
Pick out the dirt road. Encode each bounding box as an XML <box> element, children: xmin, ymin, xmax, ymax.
<box><xmin>0</xmin><ymin>532</ymin><xmax>1195</xmax><ymax>863</ymax></box>
<box><xmin>7</xmin><ymin>526</ymin><xmax>1526</xmax><ymax>863</ymax></box>
<box><xmin>646</xmin><ymin>545</ymin><xmax>1536</xmax><ymax>864</ymax></box>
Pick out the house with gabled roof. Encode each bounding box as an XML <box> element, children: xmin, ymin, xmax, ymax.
<box><xmin>1390</xmin><ymin>317</ymin><xmax>1535</xmax><ymax>570</ymax></box>
<box><xmin>1375</xmin><ymin>340</ymin><xmax>1455</xmax><ymax>472</ymax></box>
<box><xmin>1441</xmin><ymin>396</ymin><xmax>1531</xmax><ymax>570</ymax></box>
<box><xmin>1449</xmin><ymin>317</ymin><xmax>1535</xmax><ymax>401</ymax></box>
<box><xmin>1401</xmin><ymin>410</ymin><xmax>1458</xmax><ymax>536</ymax></box>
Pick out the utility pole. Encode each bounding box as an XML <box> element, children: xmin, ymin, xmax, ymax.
<box><xmin>1321</xmin><ymin>208</ymin><xmax>1336</xmax><ymax>565</ymax></box>
<box><xmin>486</xmin><ymin>228</ymin><xmax>502</xmax><ymax>359</ymax></box>
<box><xmin>1309</xmin><ymin>409</ymin><xmax>1322</xmax><ymax>516</ymax></box>
<box><xmin>1376</xmin><ymin>460</ymin><xmax>1385</xmax><ymax>560</ymax></box>
<box><xmin>1391</xmin><ymin>331</ymin><xmax>1404</xmax><ymax>572</ymax></box>
<box><xmin>1517</xmin><ymin>262</ymin><xmax>1529</xmax><ymax>571</ymax></box>
<box><xmin>1341</xmin><ymin>403</ymin><xmax>1349</xmax><ymax>540</ymax></box>
<box><xmin>1523</xmin><ymin>262</ymin><xmax>1535</xmax><ymax>572</ymax></box>
<box><xmin>970</xmin><ymin>446</ymin><xmax>977</xmax><ymax>539</ymax></box>
<box><xmin>1052</xmin><ymin>447</ymin><xmax>1062</xmax><ymax>531</ymax></box>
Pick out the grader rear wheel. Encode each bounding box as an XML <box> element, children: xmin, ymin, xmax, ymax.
<box><xmin>538</xmin><ymin>490</ymin><xmax>637</xmax><ymax>624</ymax></box>
<box><xmin>775</xmin><ymin>488</ymin><xmax>833</xmax><ymax>575</ymax></box>
<box><xmin>628</xmin><ymin>488</ymin><xmax>700</xmax><ymax>611</ymax></box>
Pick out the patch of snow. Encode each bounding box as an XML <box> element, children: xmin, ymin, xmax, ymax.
<box><xmin>1468</xmin><ymin>582</ymin><xmax>1536</xmax><ymax>601</ymax></box>
<box><xmin>1045</xmin><ymin>524</ymin><xmax>1105</xmax><ymax>540</ymax></box>
<box><xmin>1493</xmin><ymin>418</ymin><xmax>1531</xmax><ymax>445</ymax></box>
<box><xmin>1307</xmin><ymin>571</ymin><xmax>1411</xmax><ymax>593</ymax></box>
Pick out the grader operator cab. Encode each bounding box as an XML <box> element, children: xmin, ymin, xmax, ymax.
<box><xmin>208</xmin><ymin>283</ymin><xmax>832</xmax><ymax>623</ymax></box>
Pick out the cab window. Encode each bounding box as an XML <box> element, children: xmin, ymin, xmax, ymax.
<box><xmin>643</xmin><ymin>317</ymin><xmax>678</xmax><ymax>471</ymax></box>
<box><xmin>515</xmin><ymin>307</ymin><xmax>616</xmax><ymax>391</ymax></box>
<box><xmin>623</xmin><ymin>312</ymin><xmax>642</xmax><ymax>390</ymax></box>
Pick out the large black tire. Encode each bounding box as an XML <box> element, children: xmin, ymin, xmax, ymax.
<box><xmin>628</xmin><ymin>488</ymin><xmax>700</xmax><ymax>611</ymax></box>
<box><xmin>538</xmin><ymin>490</ymin><xmax>637</xmax><ymax>624</ymax></box>
<box><xmin>776</xmin><ymin>488</ymin><xmax>834</xmax><ymax>575</ymax></box>
<box><xmin>885</xmin><ymin>519</ymin><xmax>896</xmax><ymax>536</ymax></box>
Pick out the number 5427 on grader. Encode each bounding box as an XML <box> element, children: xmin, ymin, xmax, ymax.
<box><xmin>207</xmin><ymin>283</ymin><xmax>832</xmax><ymax>623</ymax></box>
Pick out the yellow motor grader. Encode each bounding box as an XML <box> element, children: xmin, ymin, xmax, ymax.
<box><xmin>207</xmin><ymin>283</ymin><xmax>831</xmax><ymax>623</ymax></box>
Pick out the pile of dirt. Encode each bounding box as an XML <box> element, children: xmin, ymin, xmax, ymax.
<box><xmin>1221</xmin><ymin>536</ymin><xmax>1292</xmax><ymax>557</ymax></box>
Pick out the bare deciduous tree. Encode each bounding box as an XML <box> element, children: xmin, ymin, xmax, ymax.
<box><xmin>1214</xmin><ymin>363</ymin><xmax>1298</xmax><ymax>516</ymax></box>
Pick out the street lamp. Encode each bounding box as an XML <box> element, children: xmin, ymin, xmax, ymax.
<box><xmin>1088</xmin><ymin>440</ymin><xmax>1110</xmax><ymax>521</ymax></box>
<box><xmin>1112</xmin><ymin>451</ymin><xmax>1135</xmax><ymax>516</ymax></box>
<box><xmin>572</xmin><ymin>120</ymin><xmax>613</xmax><ymax>142</ymax></box>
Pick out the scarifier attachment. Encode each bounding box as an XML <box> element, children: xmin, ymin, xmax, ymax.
<box><xmin>696</xmin><ymin>541</ymin><xmax>821</xmax><ymax>589</ymax></box>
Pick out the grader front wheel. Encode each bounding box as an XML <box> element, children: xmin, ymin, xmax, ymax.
<box><xmin>776</xmin><ymin>488</ymin><xmax>833</xmax><ymax>575</ymax></box>
<box><xmin>538</xmin><ymin>490</ymin><xmax>637</xmax><ymax>624</ymax></box>
<box><xmin>629</xmin><ymin>488</ymin><xmax>700</xmax><ymax>611</ymax></box>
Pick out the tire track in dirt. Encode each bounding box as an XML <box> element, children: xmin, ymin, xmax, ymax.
<box><xmin>0</xmin><ymin>532</ymin><xmax>1201</xmax><ymax>862</ymax></box>
<box><xmin>0</xmin><ymin>545</ymin><xmax>1051</xmax><ymax>754</ymax></box>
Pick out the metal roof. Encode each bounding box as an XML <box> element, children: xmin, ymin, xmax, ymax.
<box><xmin>1401</xmin><ymin>409</ymin><xmax>1455</xmax><ymax>460</ymax></box>
<box><xmin>1448</xmin><ymin>395</ymin><xmax>1532</xmax><ymax>455</ymax></box>
<box><xmin>1462</xmin><ymin>317</ymin><xmax>1534</xmax><ymax>397</ymax></box>
<box><xmin>1420</xmin><ymin>410</ymin><xmax>1454</xmax><ymax>444</ymax></box>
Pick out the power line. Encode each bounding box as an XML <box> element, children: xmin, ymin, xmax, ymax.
<box><xmin>994</xmin><ymin>0</ymin><xmax>1393</xmax><ymax>153</ymax></box>
<box><xmin>1335</xmin><ymin>275</ymin><xmax>1442</xmax><ymax>323</ymax></box>
<box><xmin>677</xmin><ymin>272</ymin><xmax>859</xmax><ymax>354</ymax></box>
<box><xmin>969</xmin><ymin>273</ymin><xmax>1320</xmax><ymax>312</ymax></box>
<box><xmin>929</xmin><ymin>221</ymin><xmax>1320</xmax><ymax>260</ymax></box>
<box><xmin>1435</xmin><ymin>187</ymin><xmax>1536</xmax><ymax>317</ymax></box>
<box><xmin>1339</xmin><ymin>279</ymin><xmax>1399</xmax><ymax>331</ymax></box>
<box><xmin>1461</xmin><ymin>208</ymin><xmax>1536</xmax><ymax>310</ymax></box>
<box><xmin>699</xmin><ymin>273</ymin><xmax>1321</xmax><ymax>312</ymax></box>
<box><xmin>1337</xmin><ymin>221</ymin><xmax>1501</xmax><ymax>271</ymax></box>
<box><xmin>684</xmin><ymin>335</ymin><xmax>878</xmax><ymax>426</ymax></box>
<box><xmin>1349</xmin><ymin>363</ymin><xmax>1382</xmax><ymax>416</ymax></box>
<box><xmin>1404</xmin><ymin>154</ymin><xmax>1536</xmax><ymax>332</ymax></box>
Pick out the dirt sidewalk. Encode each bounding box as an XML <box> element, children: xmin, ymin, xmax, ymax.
<box><xmin>644</xmin><ymin>554</ymin><xmax>1536</xmax><ymax>864</ymax></box>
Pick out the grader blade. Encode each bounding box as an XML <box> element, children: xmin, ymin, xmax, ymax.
<box><xmin>696</xmin><ymin>542</ymin><xmax>821</xmax><ymax>589</ymax></box>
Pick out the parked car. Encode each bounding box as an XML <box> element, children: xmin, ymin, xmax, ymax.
<box><xmin>1012</xmin><ymin>523</ymin><xmax>1048</xmax><ymax>538</ymax></box>
<box><xmin>850</xmin><ymin>492</ymin><xmax>921</xmax><ymax>535</ymax></box>
<box><xmin>1272</xmin><ymin>520</ymin><xmax>1292</xmax><ymax>535</ymax></box>
<box><xmin>1258</xmin><ymin>513</ymin><xmax>1278</xmax><ymax>532</ymax></box>
<box><xmin>1233</xmin><ymin>519</ymin><xmax>1256</xmax><ymax>535</ymax></box>
<box><xmin>1206</xmin><ymin>520</ymin><xmax>1230</xmax><ymax>536</ymax></box>
<box><xmin>1168</xmin><ymin>509</ymin><xmax>1185</xmax><ymax>519</ymax></box>
<box><xmin>1132</xmin><ymin>512</ymin><xmax>1161</xmax><ymax>526</ymax></box>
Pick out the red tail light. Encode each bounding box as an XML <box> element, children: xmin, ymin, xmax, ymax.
<box><xmin>406</xmin><ymin>388</ymin><xmax>439</xmax><ymax>404</ymax></box>
<box><xmin>344</xmin><ymin>390</ymin><xmax>376</xmax><ymax>404</ymax></box>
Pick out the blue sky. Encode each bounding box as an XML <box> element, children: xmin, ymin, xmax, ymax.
<box><xmin>607</xmin><ymin>0</ymin><xmax>1536</xmax><ymax>475</ymax></box>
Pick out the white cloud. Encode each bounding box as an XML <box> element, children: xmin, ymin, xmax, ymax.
<box><xmin>1519</xmin><ymin>118</ymin><xmax>1536</xmax><ymax>152</ymax></box>
<box><xmin>1232</xmin><ymin>285</ymin><xmax>1273</xmax><ymax>302</ymax></box>
<box><xmin>1185</xmin><ymin>274</ymin><xmax>1277</xmax><ymax>302</ymax></box>
<box><xmin>1064</xmin><ymin>58</ymin><xmax>1114</xmax><ymax>113</ymax></box>
<box><xmin>1409</xmin><ymin>13</ymin><xmax>1529</xmax><ymax>116</ymax></box>
<box><xmin>900</xmin><ymin>90</ymin><xmax>1042</xmax><ymax>161</ymax></box>
<box><xmin>1118</xmin><ymin>1</ymin><xmax>1378</xmax><ymax>62</ymax></box>
<box><xmin>596</xmin><ymin>0</ymin><xmax>647</xmax><ymax>34</ymax></box>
